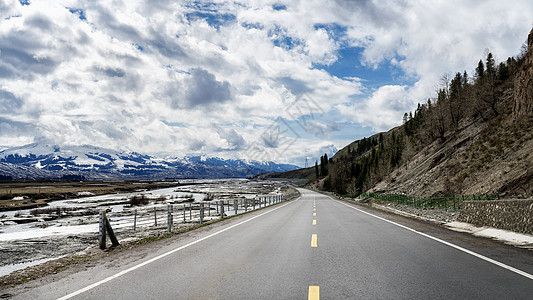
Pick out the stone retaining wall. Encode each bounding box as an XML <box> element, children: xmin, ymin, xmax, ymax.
<box><xmin>457</xmin><ymin>199</ymin><xmax>533</xmax><ymax>235</ymax></box>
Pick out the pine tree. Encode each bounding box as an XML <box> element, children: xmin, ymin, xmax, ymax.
<box><xmin>320</xmin><ymin>156</ymin><xmax>325</xmax><ymax>177</ymax></box>
<box><xmin>315</xmin><ymin>161</ymin><xmax>319</xmax><ymax>178</ymax></box>
<box><xmin>475</xmin><ymin>59</ymin><xmax>485</xmax><ymax>82</ymax></box>
<box><xmin>497</xmin><ymin>62</ymin><xmax>509</xmax><ymax>81</ymax></box>
<box><xmin>486</xmin><ymin>52</ymin><xmax>496</xmax><ymax>80</ymax></box>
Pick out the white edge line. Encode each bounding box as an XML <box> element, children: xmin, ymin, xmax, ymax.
<box><xmin>334</xmin><ymin>199</ymin><xmax>533</xmax><ymax>281</ymax></box>
<box><xmin>57</xmin><ymin>200</ymin><xmax>297</xmax><ymax>300</ymax></box>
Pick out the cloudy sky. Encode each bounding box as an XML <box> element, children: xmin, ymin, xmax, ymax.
<box><xmin>1</xmin><ymin>0</ymin><xmax>532</xmax><ymax>166</ymax></box>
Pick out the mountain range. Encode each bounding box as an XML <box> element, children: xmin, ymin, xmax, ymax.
<box><xmin>0</xmin><ymin>143</ymin><xmax>298</xmax><ymax>180</ymax></box>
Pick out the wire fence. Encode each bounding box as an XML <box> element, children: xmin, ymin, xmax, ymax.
<box><xmin>99</xmin><ymin>191</ymin><xmax>301</xmax><ymax>248</ymax></box>
<box><xmin>359</xmin><ymin>192</ymin><xmax>499</xmax><ymax>210</ymax></box>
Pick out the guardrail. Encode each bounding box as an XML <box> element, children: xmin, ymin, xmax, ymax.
<box><xmin>359</xmin><ymin>192</ymin><xmax>499</xmax><ymax>210</ymax></box>
<box><xmin>98</xmin><ymin>191</ymin><xmax>301</xmax><ymax>249</ymax></box>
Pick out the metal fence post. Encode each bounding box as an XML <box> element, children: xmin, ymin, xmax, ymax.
<box><xmin>208</xmin><ymin>202</ymin><xmax>211</xmax><ymax>216</ymax></box>
<box><xmin>183</xmin><ymin>204</ymin><xmax>186</xmax><ymax>222</ymax></box>
<box><xmin>167</xmin><ymin>204</ymin><xmax>173</xmax><ymax>232</ymax></box>
<box><xmin>189</xmin><ymin>202</ymin><xmax>192</xmax><ymax>219</ymax></box>
<box><xmin>154</xmin><ymin>207</ymin><xmax>157</xmax><ymax>226</ymax></box>
<box><xmin>234</xmin><ymin>199</ymin><xmax>238</xmax><ymax>214</ymax></box>
<box><xmin>245</xmin><ymin>198</ymin><xmax>248</xmax><ymax>212</ymax></box>
<box><xmin>200</xmin><ymin>203</ymin><xmax>204</xmax><ymax>224</ymax></box>
<box><xmin>133</xmin><ymin>209</ymin><xmax>137</xmax><ymax>233</ymax></box>
<box><xmin>220</xmin><ymin>200</ymin><xmax>224</xmax><ymax>218</ymax></box>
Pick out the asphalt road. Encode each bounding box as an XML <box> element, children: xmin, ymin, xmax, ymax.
<box><xmin>7</xmin><ymin>188</ymin><xmax>533</xmax><ymax>299</ymax></box>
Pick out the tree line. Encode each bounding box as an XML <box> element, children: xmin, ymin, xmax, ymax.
<box><xmin>315</xmin><ymin>48</ymin><xmax>526</xmax><ymax>196</ymax></box>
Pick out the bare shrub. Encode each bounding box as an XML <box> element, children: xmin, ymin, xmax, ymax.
<box><xmin>30</xmin><ymin>207</ymin><xmax>76</xmax><ymax>216</ymax></box>
<box><xmin>153</xmin><ymin>195</ymin><xmax>167</xmax><ymax>202</ymax></box>
<box><xmin>129</xmin><ymin>194</ymin><xmax>149</xmax><ymax>206</ymax></box>
<box><xmin>203</xmin><ymin>193</ymin><xmax>214</xmax><ymax>201</ymax></box>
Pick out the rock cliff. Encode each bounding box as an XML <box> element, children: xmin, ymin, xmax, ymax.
<box><xmin>513</xmin><ymin>29</ymin><xmax>533</xmax><ymax>118</ymax></box>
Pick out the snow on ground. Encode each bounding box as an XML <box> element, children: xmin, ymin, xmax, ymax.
<box><xmin>363</xmin><ymin>199</ymin><xmax>533</xmax><ymax>250</ymax></box>
<box><xmin>0</xmin><ymin>256</ymin><xmax>66</xmax><ymax>277</ymax></box>
<box><xmin>445</xmin><ymin>222</ymin><xmax>533</xmax><ymax>248</ymax></box>
<box><xmin>0</xmin><ymin>179</ymin><xmax>293</xmax><ymax>277</ymax></box>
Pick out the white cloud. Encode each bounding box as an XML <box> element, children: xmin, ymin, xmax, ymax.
<box><xmin>335</xmin><ymin>0</ymin><xmax>533</xmax><ymax>130</ymax></box>
<box><xmin>342</xmin><ymin>85</ymin><xmax>410</xmax><ymax>132</ymax></box>
<box><xmin>0</xmin><ymin>0</ymin><xmax>531</xmax><ymax>165</ymax></box>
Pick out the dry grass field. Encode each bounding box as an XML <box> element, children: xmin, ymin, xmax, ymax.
<box><xmin>0</xmin><ymin>181</ymin><xmax>180</xmax><ymax>210</ymax></box>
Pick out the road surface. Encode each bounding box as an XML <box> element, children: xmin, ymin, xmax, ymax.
<box><xmin>6</xmin><ymin>188</ymin><xmax>533</xmax><ymax>299</ymax></box>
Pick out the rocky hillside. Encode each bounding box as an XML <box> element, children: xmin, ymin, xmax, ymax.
<box><xmin>274</xmin><ymin>28</ymin><xmax>533</xmax><ymax>198</ymax></box>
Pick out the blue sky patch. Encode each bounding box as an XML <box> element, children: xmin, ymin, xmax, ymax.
<box><xmin>68</xmin><ymin>8</ymin><xmax>87</xmax><ymax>21</ymax></box>
<box><xmin>316</xmin><ymin>46</ymin><xmax>416</xmax><ymax>92</ymax></box>
<box><xmin>186</xmin><ymin>11</ymin><xmax>236</xmax><ymax>29</ymax></box>
<box><xmin>314</xmin><ymin>23</ymin><xmax>348</xmax><ymax>41</ymax></box>
<box><xmin>272</xmin><ymin>4</ymin><xmax>287</xmax><ymax>11</ymax></box>
<box><xmin>133</xmin><ymin>43</ymin><xmax>144</xmax><ymax>51</ymax></box>
<box><xmin>185</xmin><ymin>1</ymin><xmax>236</xmax><ymax>29</ymax></box>
<box><xmin>269</xmin><ymin>26</ymin><xmax>303</xmax><ymax>50</ymax></box>
<box><xmin>241</xmin><ymin>22</ymin><xmax>264</xmax><ymax>30</ymax></box>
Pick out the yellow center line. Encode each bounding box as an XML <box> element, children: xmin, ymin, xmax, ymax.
<box><xmin>312</xmin><ymin>219</ymin><xmax>316</xmax><ymax>225</ymax></box>
<box><xmin>311</xmin><ymin>234</ymin><xmax>317</xmax><ymax>247</ymax></box>
<box><xmin>313</xmin><ymin>208</ymin><xmax>316</xmax><ymax>211</ymax></box>
<box><xmin>308</xmin><ymin>286</ymin><xmax>319</xmax><ymax>300</ymax></box>
<box><xmin>313</xmin><ymin>212</ymin><xmax>316</xmax><ymax>216</ymax></box>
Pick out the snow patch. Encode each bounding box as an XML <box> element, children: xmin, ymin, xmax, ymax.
<box><xmin>77</xmin><ymin>191</ymin><xmax>95</xmax><ymax>196</ymax></box>
<box><xmin>445</xmin><ymin>222</ymin><xmax>533</xmax><ymax>248</ymax></box>
<box><xmin>0</xmin><ymin>256</ymin><xmax>66</xmax><ymax>277</ymax></box>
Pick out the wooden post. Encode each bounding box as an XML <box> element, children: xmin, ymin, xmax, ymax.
<box><xmin>105</xmin><ymin>215</ymin><xmax>119</xmax><ymax>247</ymax></box>
<box><xmin>189</xmin><ymin>203</ymin><xmax>192</xmax><ymax>219</ymax></box>
<box><xmin>99</xmin><ymin>211</ymin><xmax>106</xmax><ymax>249</ymax></box>
<box><xmin>154</xmin><ymin>207</ymin><xmax>157</xmax><ymax>226</ymax></box>
<box><xmin>234</xmin><ymin>199</ymin><xmax>238</xmax><ymax>214</ymax></box>
<box><xmin>99</xmin><ymin>211</ymin><xmax>119</xmax><ymax>249</ymax></box>
<box><xmin>220</xmin><ymin>200</ymin><xmax>224</xmax><ymax>219</ymax></box>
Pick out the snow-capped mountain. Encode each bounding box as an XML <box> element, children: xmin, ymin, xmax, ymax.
<box><xmin>0</xmin><ymin>143</ymin><xmax>299</xmax><ymax>180</ymax></box>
